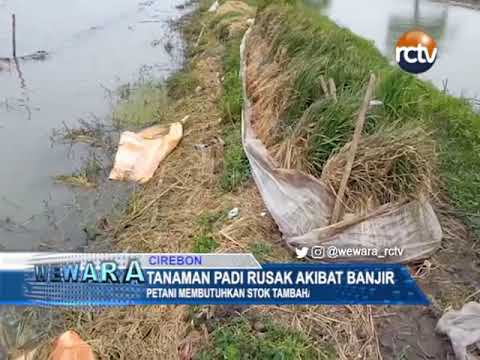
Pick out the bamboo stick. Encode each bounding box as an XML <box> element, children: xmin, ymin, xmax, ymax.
<box><xmin>330</xmin><ymin>73</ymin><xmax>376</xmax><ymax>224</ymax></box>
<box><xmin>319</xmin><ymin>75</ymin><xmax>329</xmax><ymax>96</ymax></box>
<box><xmin>328</xmin><ymin>78</ymin><xmax>337</xmax><ymax>102</ymax></box>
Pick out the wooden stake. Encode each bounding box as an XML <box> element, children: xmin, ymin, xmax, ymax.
<box><xmin>319</xmin><ymin>75</ymin><xmax>329</xmax><ymax>96</ymax></box>
<box><xmin>12</xmin><ymin>14</ymin><xmax>16</xmax><ymax>58</ymax></box>
<box><xmin>328</xmin><ymin>78</ymin><xmax>337</xmax><ymax>102</ymax></box>
<box><xmin>195</xmin><ymin>24</ymin><xmax>205</xmax><ymax>48</ymax></box>
<box><xmin>330</xmin><ymin>73</ymin><xmax>376</xmax><ymax>224</ymax></box>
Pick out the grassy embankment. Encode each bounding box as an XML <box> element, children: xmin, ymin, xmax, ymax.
<box><xmin>249</xmin><ymin>1</ymin><xmax>480</xmax><ymax>234</ymax></box>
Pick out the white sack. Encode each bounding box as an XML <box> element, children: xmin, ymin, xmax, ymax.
<box><xmin>436</xmin><ymin>302</ymin><xmax>480</xmax><ymax>360</ymax></box>
<box><xmin>208</xmin><ymin>0</ymin><xmax>219</xmax><ymax>13</ymax></box>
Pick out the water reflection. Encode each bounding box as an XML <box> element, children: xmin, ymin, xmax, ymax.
<box><xmin>308</xmin><ymin>0</ymin><xmax>479</xmax><ymax>98</ymax></box>
<box><xmin>386</xmin><ymin>0</ymin><xmax>449</xmax><ymax>57</ymax></box>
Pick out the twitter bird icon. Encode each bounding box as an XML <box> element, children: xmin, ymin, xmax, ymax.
<box><xmin>295</xmin><ymin>247</ymin><xmax>309</xmax><ymax>259</ymax></box>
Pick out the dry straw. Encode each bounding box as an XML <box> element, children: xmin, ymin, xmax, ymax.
<box><xmin>321</xmin><ymin>125</ymin><xmax>437</xmax><ymax>214</ymax></box>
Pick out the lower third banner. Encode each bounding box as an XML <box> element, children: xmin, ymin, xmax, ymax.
<box><xmin>0</xmin><ymin>253</ymin><xmax>429</xmax><ymax>306</ymax></box>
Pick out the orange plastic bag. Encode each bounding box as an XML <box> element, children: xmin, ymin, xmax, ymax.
<box><xmin>109</xmin><ymin>117</ymin><xmax>187</xmax><ymax>184</ymax></box>
<box><xmin>51</xmin><ymin>331</ymin><xmax>95</xmax><ymax>360</ymax></box>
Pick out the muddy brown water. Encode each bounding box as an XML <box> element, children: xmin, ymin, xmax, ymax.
<box><xmin>0</xmin><ymin>0</ymin><xmax>190</xmax><ymax>251</ymax></box>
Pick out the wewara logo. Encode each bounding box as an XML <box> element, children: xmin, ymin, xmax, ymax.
<box><xmin>395</xmin><ymin>30</ymin><xmax>438</xmax><ymax>74</ymax></box>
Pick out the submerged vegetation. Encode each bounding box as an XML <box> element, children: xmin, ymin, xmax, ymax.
<box><xmin>112</xmin><ymin>81</ymin><xmax>171</xmax><ymax>128</ymax></box>
<box><xmin>54</xmin><ymin>152</ymin><xmax>103</xmax><ymax>188</ymax></box>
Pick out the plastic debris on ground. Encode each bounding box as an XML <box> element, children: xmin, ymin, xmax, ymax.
<box><xmin>50</xmin><ymin>331</ymin><xmax>95</xmax><ymax>360</ymax></box>
<box><xmin>436</xmin><ymin>302</ymin><xmax>480</xmax><ymax>360</ymax></box>
<box><xmin>228</xmin><ymin>207</ymin><xmax>240</xmax><ymax>219</ymax></box>
<box><xmin>208</xmin><ymin>0</ymin><xmax>219</xmax><ymax>13</ymax></box>
<box><xmin>109</xmin><ymin>116</ymin><xmax>188</xmax><ymax>184</ymax></box>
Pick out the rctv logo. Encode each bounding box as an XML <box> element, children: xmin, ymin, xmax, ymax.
<box><xmin>395</xmin><ymin>30</ymin><xmax>438</xmax><ymax>74</ymax></box>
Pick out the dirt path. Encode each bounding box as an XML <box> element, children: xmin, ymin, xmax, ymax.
<box><xmin>377</xmin><ymin>220</ymin><xmax>480</xmax><ymax>359</ymax></box>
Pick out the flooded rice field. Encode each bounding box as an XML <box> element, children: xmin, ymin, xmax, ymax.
<box><xmin>0</xmin><ymin>0</ymin><xmax>189</xmax><ymax>250</ymax></box>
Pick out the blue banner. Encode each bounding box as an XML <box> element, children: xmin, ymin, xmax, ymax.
<box><xmin>0</xmin><ymin>253</ymin><xmax>428</xmax><ymax>306</ymax></box>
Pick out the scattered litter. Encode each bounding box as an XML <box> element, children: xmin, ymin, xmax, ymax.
<box><xmin>194</xmin><ymin>143</ymin><xmax>209</xmax><ymax>151</ymax></box>
<box><xmin>260</xmin><ymin>211</ymin><xmax>267</xmax><ymax>217</ymax></box>
<box><xmin>109</xmin><ymin>116</ymin><xmax>188</xmax><ymax>183</ymax></box>
<box><xmin>369</xmin><ymin>99</ymin><xmax>383</xmax><ymax>106</ymax></box>
<box><xmin>228</xmin><ymin>208</ymin><xmax>240</xmax><ymax>219</ymax></box>
<box><xmin>51</xmin><ymin>331</ymin><xmax>95</xmax><ymax>360</ymax></box>
<box><xmin>194</xmin><ymin>136</ymin><xmax>226</xmax><ymax>152</ymax></box>
<box><xmin>195</xmin><ymin>86</ymin><xmax>202</xmax><ymax>94</ymax></box>
<box><xmin>436</xmin><ymin>302</ymin><xmax>480</xmax><ymax>360</ymax></box>
<box><xmin>208</xmin><ymin>0</ymin><xmax>219</xmax><ymax>12</ymax></box>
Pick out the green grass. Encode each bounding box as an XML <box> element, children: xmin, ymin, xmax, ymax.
<box><xmin>248</xmin><ymin>241</ymin><xmax>273</xmax><ymax>262</ymax></box>
<box><xmin>166</xmin><ymin>69</ymin><xmax>200</xmax><ymax>98</ymax></box>
<box><xmin>112</xmin><ymin>81</ymin><xmax>170</xmax><ymax>129</ymax></box>
<box><xmin>192</xmin><ymin>233</ymin><xmax>219</xmax><ymax>253</ymax></box>
<box><xmin>254</xmin><ymin>4</ymin><xmax>480</xmax><ymax>235</ymax></box>
<box><xmin>218</xmin><ymin>0</ymin><xmax>258</xmax><ymax>5</ymax></box>
<box><xmin>212</xmin><ymin>12</ymin><xmax>246</xmax><ymax>41</ymax></box>
<box><xmin>221</xmin><ymin>38</ymin><xmax>244</xmax><ymax>125</ymax></box>
<box><xmin>196</xmin><ymin>317</ymin><xmax>329</xmax><ymax>360</ymax></box>
<box><xmin>218</xmin><ymin>29</ymin><xmax>251</xmax><ymax>192</ymax></box>
<box><xmin>192</xmin><ymin>211</ymin><xmax>225</xmax><ymax>253</ymax></box>
<box><xmin>221</xmin><ymin>126</ymin><xmax>251</xmax><ymax>192</ymax></box>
